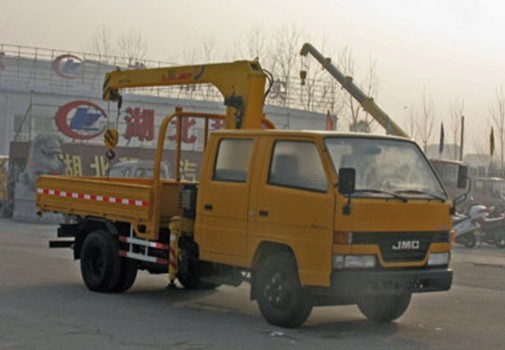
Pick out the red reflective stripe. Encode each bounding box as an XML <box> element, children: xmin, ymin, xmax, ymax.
<box><xmin>119</xmin><ymin>250</ymin><xmax>168</xmax><ymax>265</ymax></box>
<box><xmin>38</xmin><ymin>188</ymin><xmax>149</xmax><ymax>207</ymax></box>
<box><xmin>118</xmin><ymin>236</ymin><xmax>169</xmax><ymax>250</ymax></box>
<box><xmin>158</xmin><ymin>258</ymin><xmax>169</xmax><ymax>265</ymax></box>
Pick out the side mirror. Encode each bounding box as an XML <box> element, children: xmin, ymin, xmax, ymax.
<box><xmin>338</xmin><ymin>168</ymin><xmax>356</xmax><ymax>195</ymax></box>
<box><xmin>457</xmin><ymin>165</ymin><xmax>468</xmax><ymax>189</ymax></box>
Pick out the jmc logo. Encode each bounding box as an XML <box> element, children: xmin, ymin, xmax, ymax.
<box><xmin>392</xmin><ymin>240</ymin><xmax>421</xmax><ymax>250</ymax></box>
<box><xmin>55</xmin><ymin>101</ymin><xmax>107</xmax><ymax>140</ymax></box>
<box><xmin>52</xmin><ymin>54</ymin><xmax>83</xmax><ymax>79</ymax></box>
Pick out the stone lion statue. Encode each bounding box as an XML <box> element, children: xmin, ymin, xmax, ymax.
<box><xmin>19</xmin><ymin>134</ymin><xmax>65</xmax><ymax>191</ymax></box>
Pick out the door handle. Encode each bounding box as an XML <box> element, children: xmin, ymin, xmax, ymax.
<box><xmin>259</xmin><ymin>210</ymin><xmax>269</xmax><ymax>217</ymax></box>
<box><xmin>204</xmin><ymin>204</ymin><xmax>213</xmax><ymax>211</ymax></box>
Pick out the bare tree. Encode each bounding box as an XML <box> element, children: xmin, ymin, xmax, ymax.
<box><xmin>235</xmin><ymin>25</ymin><xmax>271</xmax><ymax>63</ymax></box>
<box><xmin>202</xmin><ymin>35</ymin><xmax>218</xmax><ymax>62</ymax></box>
<box><xmin>117</xmin><ymin>29</ymin><xmax>148</xmax><ymax>64</ymax></box>
<box><xmin>490</xmin><ymin>86</ymin><xmax>505</xmax><ymax>166</ymax></box>
<box><xmin>89</xmin><ymin>26</ymin><xmax>148</xmax><ymax>67</ymax></box>
<box><xmin>89</xmin><ymin>26</ymin><xmax>116</xmax><ymax>59</ymax></box>
<box><xmin>337</xmin><ymin>48</ymin><xmax>380</xmax><ymax>133</ymax></box>
<box><xmin>269</xmin><ymin>24</ymin><xmax>306</xmax><ymax>107</ymax></box>
<box><xmin>402</xmin><ymin>105</ymin><xmax>417</xmax><ymax>140</ymax></box>
<box><xmin>231</xmin><ymin>25</ymin><xmax>360</xmax><ymax>129</ymax></box>
<box><xmin>417</xmin><ymin>88</ymin><xmax>435</xmax><ymax>152</ymax></box>
<box><xmin>471</xmin><ymin>117</ymin><xmax>492</xmax><ymax>158</ymax></box>
<box><xmin>361</xmin><ymin>54</ymin><xmax>380</xmax><ymax>131</ymax></box>
<box><xmin>178</xmin><ymin>36</ymin><xmax>222</xmax><ymax>100</ymax></box>
<box><xmin>449</xmin><ymin>97</ymin><xmax>465</xmax><ymax>160</ymax></box>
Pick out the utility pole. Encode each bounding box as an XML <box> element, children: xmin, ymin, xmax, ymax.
<box><xmin>459</xmin><ymin>115</ymin><xmax>465</xmax><ymax>161</ymax></box>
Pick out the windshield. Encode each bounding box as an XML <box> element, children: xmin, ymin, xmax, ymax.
<box><xmin>325</xmin><ymin>137</ymin><xmax>447</xmax><ymax>199</ymax></box>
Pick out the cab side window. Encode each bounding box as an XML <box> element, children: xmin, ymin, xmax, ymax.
<box><xmin>268</xmin><ymin>141</ymin><xmax>327</xmax><ymax>192</ymax></box>
<box><xmin>213</xmin><ymin>139</ymin><xmax>253</xmax><ymax>183</ymax></box>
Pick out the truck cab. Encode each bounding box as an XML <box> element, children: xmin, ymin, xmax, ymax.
<box><xmin>193</xmin><ymin>130</ymin><xmax>453</xmax><ymax>326</ymax></box>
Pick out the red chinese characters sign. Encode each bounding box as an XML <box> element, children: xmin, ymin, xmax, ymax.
<box><xmin>168</xmin><ymin>117</ymin><xmax>224</xmax><ymax>144</ymax></box>
<box><xmin>169</xmin><ymin>118</ymin><xmax>197</xmax><ymax>144</ymax></box>
<box><xmin>123</xmin><ymin>107</ymin><xmax>155</xmax><ymax>144</ymax></box>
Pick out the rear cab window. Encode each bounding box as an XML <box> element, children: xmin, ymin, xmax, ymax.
<box><xmin>213</xmin><ymin>138</ymin><xmax>254</xmax><ymax>183</ymax></box>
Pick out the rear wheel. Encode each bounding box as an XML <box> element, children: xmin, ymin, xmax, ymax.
<box><xmin>80</xmin><ymin>230</ymin><xmax>121</xmax><ymax>293</ymax></box>
<box><xmin>177</xmin><ymin>249</ymin><xmax>219</xmax><ymax>290</ymax></box>
<box><xmin>255</xmin><ymin>252</ymin><xmax>313</xmax><ymax>328</ymax></box>
<box><xmin>357</xmin><ymin>294</ymin><xmax>411</xmax><ymax>322</ymax></box>
<box><xmin>113</xmin><ymin>257</ymin><xmax>138</xmax><ymax>293</ymax></box>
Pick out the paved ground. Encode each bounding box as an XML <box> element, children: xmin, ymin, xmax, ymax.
<box><xmin>1</xmin><ymin>218</ymin><xmax>505</xmax><ymax>349</ymax></box>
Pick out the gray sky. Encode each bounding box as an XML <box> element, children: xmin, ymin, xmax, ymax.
<box><xmin>1</xmin><ymin>0</ymin><xmax>504</xmax><ymax>152</ymax></box>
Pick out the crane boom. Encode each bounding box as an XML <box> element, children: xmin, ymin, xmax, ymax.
<box><xmin>300</xmin><ymin>43</ymin><xmax>408</xmax><ymax>137</ymax></box>
<box><xmin>103</xmin><ymin>60</ymin><xmax>268</xmax><ymax>129</ymax></box>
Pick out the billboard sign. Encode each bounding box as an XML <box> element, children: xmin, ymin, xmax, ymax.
<box><xmin>52</xmin><ymin>54</ymin><xmax>83</xmax><ymax>79</ymax></box>
<box><xmin>55</xmin><ymin>100</ymin><xmax>108</xmax><ymax>140</ymax></box>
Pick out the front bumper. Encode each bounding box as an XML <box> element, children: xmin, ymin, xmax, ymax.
<box><xmin>312</xmin><ymin>268</ymin><xmax>453</xmax><ymax>306</ymax></box>
<box><xmin>331</xmin><ymin>268</ymin><xmax>453</xmax><ymax>297</ymax></box>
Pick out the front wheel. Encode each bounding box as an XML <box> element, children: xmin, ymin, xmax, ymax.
<box><xmin>255</xmin><ymin>252</ymin><xmax>313</xmax><ymax>328</ymax></box>
<box><xmin>358</xmin><ymin>294</ymin><xmax>411</xmax><ymax>322</ymax></box>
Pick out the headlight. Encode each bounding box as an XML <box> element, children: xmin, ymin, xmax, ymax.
<box><xmin>333</xmin><ymin>255</ymin><xmax>376</xmax><ymax>269</ymax></box>
<box><xmin>427</xmin><ymin>252</ymin><xmax>450</xmax><ymax>266</ymax></box>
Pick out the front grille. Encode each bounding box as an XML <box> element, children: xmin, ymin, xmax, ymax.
<box><xmin>352</xmin><ymin>231</ymin><xmax>449</xmax><ymax>263</ymax></box>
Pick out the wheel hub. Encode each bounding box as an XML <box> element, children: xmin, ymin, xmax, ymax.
<box><xmin>264</xmin><ymin>273</ymin><xmax>291</xmax><ymax>309</ymax></box>
<box><xmin>89</xmin><ymin>247</ymin><xmax>104</xmax><ymax>276</ymax></box>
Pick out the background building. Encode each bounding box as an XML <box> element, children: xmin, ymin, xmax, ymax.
<box><xmin>0</xmin><ymin>43</ymin><xmax>334</xmax><ymax>157</ymax></box>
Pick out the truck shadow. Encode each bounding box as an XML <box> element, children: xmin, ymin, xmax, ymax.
<box><xmin>125</xmin><ymin>283</ymin><xmax>220</xmax><ymax>303</ymax></box>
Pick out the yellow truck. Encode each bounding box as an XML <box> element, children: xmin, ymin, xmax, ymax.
<box><xmin>37</xmin><ymin>58</ymin><xmax>465</xmax><ymax>328</ymax></box>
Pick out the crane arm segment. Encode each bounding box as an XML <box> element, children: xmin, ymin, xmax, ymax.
<box><xmin>103</xmin><ymin>60</ymin><xmax>267</xmax><ymax>129</ymax></box>
<box><xmin>300</xmin><ymin>43</ymin><xmax>408</xmax><ymax>137</ymax></box>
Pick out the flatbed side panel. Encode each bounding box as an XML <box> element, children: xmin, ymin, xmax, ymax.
<box><xmin>37</xmin><ymin>176</ymin><xmax>152</xmax><ymax>223</ymax></box>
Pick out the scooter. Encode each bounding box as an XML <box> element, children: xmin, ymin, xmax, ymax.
<box><xmin>479</xmin><ymin>207</ymin><xmax>505</xmax><ymax>248</ymax></box>
<box><xmin>452</xmin><ymin>204</ymin><xmax>488</xmax><ymax>248</ymax></box>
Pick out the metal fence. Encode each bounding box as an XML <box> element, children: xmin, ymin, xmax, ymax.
<box><xmin>0</xmin><ymin>43</ymin><xmax>340</xmax><ymax>114</ymax></box>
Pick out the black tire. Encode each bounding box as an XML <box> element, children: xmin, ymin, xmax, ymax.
<box><xmin>357</xmin><ymin>294</ymin><xmax>411</xmax><ymax>322</ymax></box>
<box><xmin>177</xmin><ymin>248</ymin><xmax>219</xmax><ymax>290</ymax></box>
<box><xmin>255</xmin><ymin>252</ymin><xmax>313</xmax><ymax>328</ymax></box>
<box><xmin>113</xmin><ymin>257</ymin><xmax>138</xmax><ymax>293</ymax></box>
<box><xmin>496</xmin><ymin>233</ymin><xmax>505</xmax><ymax>248</ymax></box>
<box><xmin>80</xmin><ymin>230</ymin><xmax>121</xmax><ymax>293</ymax></box>
<box><xmin>463</xmin><ymin>232</ymin><xmax>477</xmax><ymax>248</ymax></box>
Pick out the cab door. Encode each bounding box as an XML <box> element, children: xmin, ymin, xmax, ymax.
<box><xmin>196</xmin><ymin>136</ymin><xmax>256</xmax><ymax>266</ymax></box>
<box><xmin>249</xmin><ymin>138</ymin><xmax>335</xmax><ymax>286</ymax></box>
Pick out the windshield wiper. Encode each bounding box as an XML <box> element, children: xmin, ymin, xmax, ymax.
<box><xmin>354</xmin><ymin>189</ymin><xmax>408</xmax><ymax>202</ymax></box>
<box><xmin>395</xmin><ymin>189</ymin><xmax>446</xmax><ymax>202</ymax></box>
